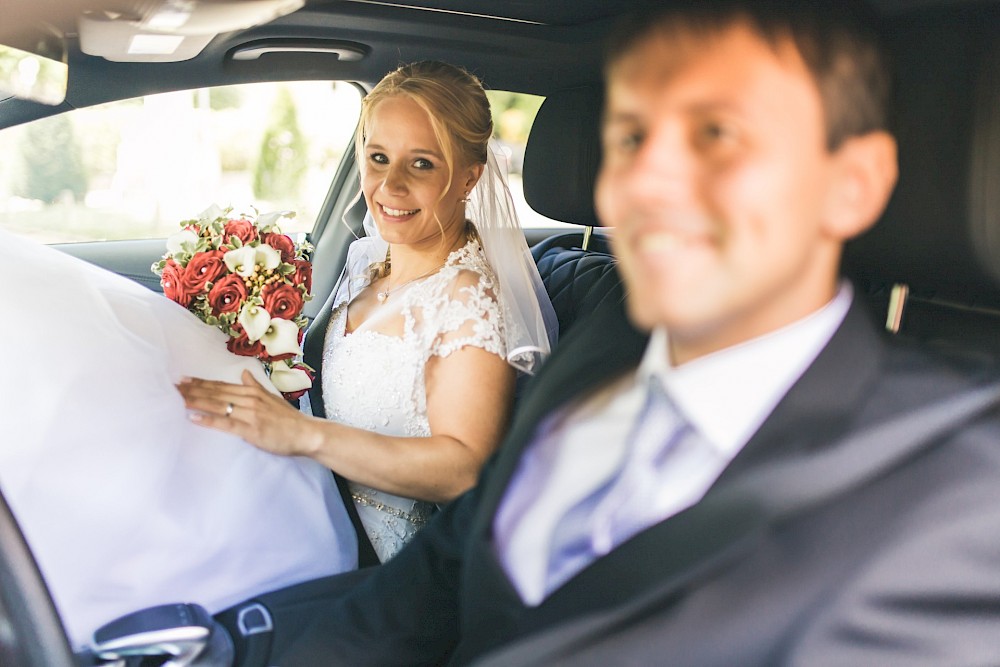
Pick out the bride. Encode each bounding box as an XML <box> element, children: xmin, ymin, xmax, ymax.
<box><xmin>0</xmin><ymin>60</ymin><xmax>553</xmax><ymax>651</ymax></box>
<box><xmin>178</xmin><ymin>60</ymin><xmax>558</xmax><ymax>563</ymax></box>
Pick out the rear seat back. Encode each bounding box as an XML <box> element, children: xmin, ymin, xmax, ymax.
<box><xmin>531</xmin><ymin>234</ymin><xmax>620</xmax><ymax>336</ymax></box>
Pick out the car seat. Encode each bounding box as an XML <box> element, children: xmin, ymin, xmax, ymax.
<box><xmin>842</xmin><ymin>7</ymin><xmax>1000</xmax><ymax>358</ymax></box>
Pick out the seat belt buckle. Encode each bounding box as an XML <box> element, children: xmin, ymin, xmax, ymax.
<box><xmin>236</xmin><ymin>603</ymin><xmax>273</xmax><ymax>637</ymax></box>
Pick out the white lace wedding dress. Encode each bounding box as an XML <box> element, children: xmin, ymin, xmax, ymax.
<box><xmin>322</xmin><ymin>237</ymin><xmax>507</xmax><ymax>561</ymax></box>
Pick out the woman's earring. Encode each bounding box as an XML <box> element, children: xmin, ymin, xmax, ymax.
<box><xmin>458</xmin><ymin>191</ymin><xmax>470</xmax><ymax>203</ymax></box>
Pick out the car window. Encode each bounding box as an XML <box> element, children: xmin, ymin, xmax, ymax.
<box><xmin>0</xmin><ymin>81</ymin><xmax>362</xmax><ymax>244</ymax></box>
<box><xmin>0</xmin><ymin>85</ymin><xmax>570</xmax><ymax>245</ymax></box>
<box><xmin>487</xmin><ymin>90</ymin><xmax>575</xmax><ymax>230</ymax></box>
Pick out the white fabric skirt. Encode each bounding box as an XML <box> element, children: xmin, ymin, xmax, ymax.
<box><xmin>0</xmin><ymin>229</ymin><xmax>357</xmax><ymax>649</ymax></box>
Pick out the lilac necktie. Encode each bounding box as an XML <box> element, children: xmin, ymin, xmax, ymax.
<box><xmin>544</xmin><ymin>377</ymin><xmax>691</xmax><ymax>594</ymax></box>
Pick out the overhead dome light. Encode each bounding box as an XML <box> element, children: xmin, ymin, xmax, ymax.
<box><xmin>128</xmin><ymin>34</ymin><xmax>186</xmax><ymax>56</ymax></box>
<box><xmin>138</xmin><ymin>0</ymin><xmax>306</xmax><ymax>36</ymax></box>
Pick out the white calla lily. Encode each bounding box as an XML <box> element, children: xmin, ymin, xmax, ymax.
<box><xmin>261</xmin><ymin>318</ymin><xmax>302</xmax><ymax>357</ymax></box>
<box><xmin>256</xmin><ymin>210</ymin><xmax>294</xmax><ymax>232</ymax></box>
<box><xmin>165</xmin><ymin>228</ymin><xmax>199</xmax><ymax>257</ymax></box>
<box><xmin>224</xmin><ymin>246</ymin><xmax>257</xmax><ymax>277</ymax></box>
<box><xmin>269</xmin><ymin>360</ymin><xmax>311</xmax><ymax>393</ymax></box>
<box><xmin>238</xmin><ymin>303</ymin><xmax>271</xmax><ymax>342</ymax></box>
<box><xmin>198</xmin><ymin>203</ymin><xmax>225</xmax><ymax>222</ymax></box>
<box><xmin>255</xmin><ymin>244</ymin><xmax>282</xmax><ymax>271</ymax></box>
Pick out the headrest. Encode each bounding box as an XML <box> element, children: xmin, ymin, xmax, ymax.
<box><xmin>522</xmin><ymin>85</ymin><xmax>604</xmax><ymax>227</ymax></box>
<box><xmin>843</xmin><ymin>10</ymin><xmax>1000</xmax><ymax>309</ymax></box>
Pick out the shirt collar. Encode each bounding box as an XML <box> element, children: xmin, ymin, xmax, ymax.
<box><xmin>636</xmin><ymin>282</ymin><xmax>854</xmax><ymax>458</ymax></box>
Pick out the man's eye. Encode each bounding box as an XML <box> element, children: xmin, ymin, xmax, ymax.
<box><xmin>413</xmin><ymin>158</ymin><xmax>434</xmax><ymax>169</ymax></box>
<box><xmin>605</xmin><ymin>129</ymin><xmax>643</xmax><ymax>154</ymax></box>
<box><xmin>620</xmin><ymin>132</ymin><xmax>643</xmax><ymax>152</ymax></box>
<box><xmin>369</xmin><ymin>153</ymin><xmax>388</xmax><ymax>165</ymax></box>
<box><xmin>698</xmin><ymin>121</ymin><xmax>737</xmax><ymax>144</ymax></box>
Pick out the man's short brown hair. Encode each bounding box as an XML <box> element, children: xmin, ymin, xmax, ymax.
<box><xmin>605</xmin><ymin>0</ymin><xmax>891</xmax><ymax>151</ymax></box>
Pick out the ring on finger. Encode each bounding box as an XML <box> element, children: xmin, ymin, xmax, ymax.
<box><xmin>225</xmin><ymin>402</ymin><xmax>234</xmax><ymax>418</ymax></box>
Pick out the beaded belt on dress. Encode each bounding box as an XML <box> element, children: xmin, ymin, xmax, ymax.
<box><xmin>351</xmin><ymin>490</ymin><xmax>432</xmax><ymax>527</ymax></box>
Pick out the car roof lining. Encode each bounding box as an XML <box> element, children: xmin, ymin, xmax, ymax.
<box><xmin>0</xmin><ymin>0</ymin><xmax>988</xmax><ymax>123</ymax></box>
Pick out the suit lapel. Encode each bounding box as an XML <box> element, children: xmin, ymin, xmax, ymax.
<box><xmin>475</xmin><ymin>281</ymin><xmax>648</xmax><ymax>523</ymax></box>
<box><xmin>456</xmin><ymin>282</ymin><xmax>649</xmax><ymax>651</ymax></box>
<box><xmin>719</xmin><ymin>295</ymin><xmax>885</xmax><ymax>480</ymax></box>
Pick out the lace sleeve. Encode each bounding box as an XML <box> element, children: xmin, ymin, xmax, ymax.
<box><xmin>426</xmin><ymin>267</ymin><xmax>507</xmax><ymax>360</ymax></box>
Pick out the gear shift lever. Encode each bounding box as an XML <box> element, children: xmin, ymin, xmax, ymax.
<box><xmin>91</xmin><ymin>603</ymin><xmax>234</xmax><ymax>667</ymax></box>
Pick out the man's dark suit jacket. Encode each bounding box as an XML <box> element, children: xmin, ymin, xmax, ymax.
<box><xmin>265</xmin><ymin>276</ymin><xmax>1000</xmax><ymax>666</ymax></box>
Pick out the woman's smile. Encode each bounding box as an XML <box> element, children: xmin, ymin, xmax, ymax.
<box><xmin>377</xmin><ymin>202</ymin><xmax>422</xmax><ymax>222</ymax></box>
<box><xmin>381</xmin><ymin>204</ymin><xmax>420</xmax><ymax>218</ymax></box>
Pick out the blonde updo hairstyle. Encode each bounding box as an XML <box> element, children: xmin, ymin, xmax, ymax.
<box><xmin>356</xmin><ymin>60</ymin><xmax>493</xmax><ymax>279</ymax></box>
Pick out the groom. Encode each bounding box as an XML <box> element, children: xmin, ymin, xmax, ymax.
<box><xmin>234</xmin><ymin>1</ymin><xmax>1000</xmax><ymax>664</ymax></box>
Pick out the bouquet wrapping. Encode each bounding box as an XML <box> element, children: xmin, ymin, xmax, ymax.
<box><xmin>152</xmin><ymin>204</ymin><xmax>314</xmax><ymax>399</ymax></box>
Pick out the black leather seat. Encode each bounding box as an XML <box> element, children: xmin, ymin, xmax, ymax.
<box><xmin>532</xmin><ymin>239</ymin><xmax>620</xmax><ymax>336</ymax></box>
<box><xmin>842</xmin><ymin>9</ymin><xmax>1000</xmax><ymax>358</ymax></box>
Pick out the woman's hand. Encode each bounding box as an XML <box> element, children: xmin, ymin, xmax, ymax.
<box><xmin>177</xmin><ymin>370</ymin><xmax>319</xmax><ymax>457</ymax></box>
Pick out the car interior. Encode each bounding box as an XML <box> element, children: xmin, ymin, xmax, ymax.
<box><xmin>2</xmin><ymin>0</ymin><xmax>999</xmax><ymax>664</ymax></box>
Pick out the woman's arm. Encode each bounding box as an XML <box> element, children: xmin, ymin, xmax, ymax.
<box><xmin>177</xmin><ymin>344</ymin><xmax>514</xmax><ymax>503</ymax></box>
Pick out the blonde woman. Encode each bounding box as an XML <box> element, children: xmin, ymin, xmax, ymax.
<box><xmin>179</xmin><ymin>61</ymin><xmax>557</xmax><ymax>562</ymax></box>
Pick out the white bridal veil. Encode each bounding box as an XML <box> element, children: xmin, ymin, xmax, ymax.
<box><xmin>334</xmin><ymin>141</ymin><xmax>558</xmax><ymax>374</ymax></box>
<box><xmin>0</xmin><ymin>228</ymin><xmax>357</xmax><ymax>649</ymax></box>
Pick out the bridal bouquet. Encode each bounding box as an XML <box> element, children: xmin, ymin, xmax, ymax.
<box><xmin>152</xmin><ymin>204</ymin><xmax>315</xmax><ymax>400</ymax></box>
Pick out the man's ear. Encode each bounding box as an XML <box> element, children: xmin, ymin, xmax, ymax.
<box><xmin>823</xmin><ymin>131</ymin><xmax>898</xmax><ymax>240</ymax></box>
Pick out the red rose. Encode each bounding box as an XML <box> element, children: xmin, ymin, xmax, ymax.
<box><xmin>262</xmin><ymin>232</ymin><xmax>296</xmax><ymax>263</ymax></box>
<box><xmin>291</xmin><ymin>258</ymin><xmax>312</xmax><ymax>294</ymax></box>
<box><xmin>161</xmin><ymin>259</ymin><xmax>193</xmax><ymax>308</ymax></box>
<box><xmin>207</xmin><ymin>274</ymin><xmax>247</xmax><ymax>316</ymax></box>
<box><xmin>261</xmin><ymin>281</ymin><xmax>304</xmax><ymax>320</ymax></box>
<box><xmin>227</xmin><ymin>326</ymin><xmax>264</xmax><ymax>358</ymax></box>
<box><xmin>181</xmin><ymin>250</ymin><xmax>225</xmax><ymax>295</ymax></box>
<box><xmin>223</xmin><ymin>218</ymin><xmax>257</xmax><ymax>245</ymax></box>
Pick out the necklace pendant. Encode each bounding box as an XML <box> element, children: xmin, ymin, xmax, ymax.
<box><xmin>376</xmin><ymin>291</ymin><xmax>388</xmax><ymax>303</ymax></box>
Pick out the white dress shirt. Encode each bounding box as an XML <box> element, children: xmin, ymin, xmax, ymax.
<box><xmin>494</xmin><ymin>283</ymin><xmax>854</xmax><ymax>605</ymax></box>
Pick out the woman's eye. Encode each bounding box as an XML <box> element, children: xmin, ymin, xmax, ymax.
<box><xmin>369</xmin><ymin>152</ymin><xmax>388</xmax><ymax>165</ymax></box>
<box><xmin>413</xmin><ymin>158</ymin><xmax>434</xmax><ymax>170</ymax></box>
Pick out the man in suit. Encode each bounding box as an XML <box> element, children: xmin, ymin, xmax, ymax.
<box><xmin>236</xmin><ymin>1</ymin><xmax>1000</xmax><ymax>664</ymax></box>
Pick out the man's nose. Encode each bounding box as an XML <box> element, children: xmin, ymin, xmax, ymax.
<box><xmin>627</xmin><ymin>124</ymin><xmax>697</xmax><ymax>203</ymax></box>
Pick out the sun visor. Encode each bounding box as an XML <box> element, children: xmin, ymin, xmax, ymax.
<box><xmin>79</xmin><ymin>0</ymin><xmax>305</xmax><ymax>63</ymax></box>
